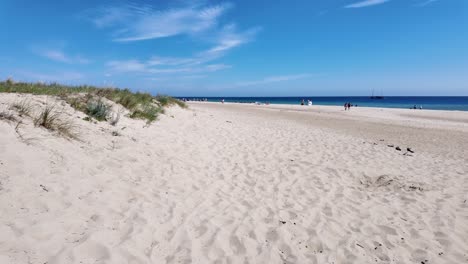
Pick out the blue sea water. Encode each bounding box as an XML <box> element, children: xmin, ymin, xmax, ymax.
<box><xmin>181</xmin><ymin>97</ymin><xmax>468</xmax><ymax>111</ymax></box>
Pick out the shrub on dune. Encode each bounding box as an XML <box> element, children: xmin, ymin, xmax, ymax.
<box><xmin>86</xmin><ymin>99</ymin><xmax>109</xmax><ymax>121</ymax></box>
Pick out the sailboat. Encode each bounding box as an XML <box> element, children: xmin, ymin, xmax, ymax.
<box><xmin>370</xmin><ymin>88</ymin><xmax>384</xmax><ymax>99</ymax></box>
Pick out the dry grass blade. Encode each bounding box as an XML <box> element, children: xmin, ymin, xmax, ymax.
<box><xmin>34</xmin><ymin>104</ymin><xmax>77</xmax><ymax>139</ymax></box>
<box><xmin>34</xmin><ymin>105</ymin><xmax>58</xmax><ymax>129</ymax></box>
<box><xmin>10</xmin><ymin>99</ymin><xmax>33</xmax><ymax>117</ymax></box>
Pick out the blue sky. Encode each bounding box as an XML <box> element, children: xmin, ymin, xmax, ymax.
<box><xmin>1</xmin><ymin>0</ymin><xmax>467</xmax><ymax>96</ymax></box>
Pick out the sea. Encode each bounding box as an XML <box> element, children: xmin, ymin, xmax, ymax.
<box><xmin>180</xmin><ymin>97</ymin><xmax>468</xmax><ymax>111</ymax></box>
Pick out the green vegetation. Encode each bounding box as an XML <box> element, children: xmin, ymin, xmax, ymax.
<box><xmin>129</xmin><ymin>104</ymin><xmax>164</xmax><ymax>123</ymax></box>
<box><xmin>0</xmin><ymin>79</ymin><xmax>95</xmax><ymax>96</ymax></box>
<box><xmin>34</xmin><ymin>105</ymin><xmax>76</xmax><ymax>139</ymax></box>
<box><xmin>10</xmin><ymin>99</ymin><xmax>33</xmax><ymax>117</ymax></box>
<box><xmin>0</xmin><ymin>79</ymin><xmax>186</xmax><ymax>123</ymax></box>
<box><xmin>86</xmin><ymin>99</ymin><xmax>109</xmax><ymax>121</ymax></box>
<box><xmin>155</xmin><ymin>95</ymin><xmax>187</xmax><ymax>108</ymax></box>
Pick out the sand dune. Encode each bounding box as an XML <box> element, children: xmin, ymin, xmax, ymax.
<box><xmin>1</xmin><ymin>94</ymin><xmax>467</xmax><ymax>263</ymax></box>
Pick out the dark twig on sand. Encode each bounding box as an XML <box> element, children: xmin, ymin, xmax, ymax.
<box><xmin>39</xmin><ymin>184</ymin><xmax>49</xmax><ymax>192</ymax></box>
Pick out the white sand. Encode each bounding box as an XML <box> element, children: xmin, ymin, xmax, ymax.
<box><xmin>1</xmin><ymin>94</ymin><xmax>467</xmax><ymax>264</ymax></box>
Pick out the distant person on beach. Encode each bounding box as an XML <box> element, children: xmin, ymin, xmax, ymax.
<box><xmin>308</xmin><ymin>100</ymin><xmax>312</xmax><ymax>106</ymax></box>
<box><xmin>221</xmin><ymin>99</ymin><xmax>225</xmax><ymax>104</ymax></box>
<box><xmin>344</xmin><ymin>103</ymin><xmax>348</xmax><ymax>110</ymax></box>
<box><xmin>301</xmin><ymin>99</ymin><xmax>305</xmax><ymax>106</ymax></box>
<box><xmin>419</xmin><ymin>105</ymin><xmax>423</xmax><ymax>110</ymax></box>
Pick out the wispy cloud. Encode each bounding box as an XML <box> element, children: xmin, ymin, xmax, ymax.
<box><xmin>235</xmin><ymin>74</ymin><xmax>314</xmax><ymax>87</ymax></box>
<box><xmin>144</xmin><ymin>24</ymin><xmax>260</xmax><ymax>69</ymax></box>
<box><xmin>39</xmin><ymin>49</ymin><xmax>90</xmax><ymax>64</ymax></box>
<box><xmin>144</xmin><ymin>74</ymin><xmax>207</xmax><ymax>83</ymax></box>
<box><xmin>88</xmin><ymin>2</ymin><xmax>259</xmax><ymax>79</ymax></box>
<box><xmin>105</xmin><ymin>21</ymin><xmax>259</xmax><ymax>76</ymax></box>
<box><xmin>10</xmin><ymin>70</ymin><xmax>85</xmax><ymax>83</ymax></box>
<box><xmin>345</xmin><ymin>0</ymin><xmax>390</xmax><ymax>8</ymax></box>
<box><xmin>201</xmin><ymin>24</ymin><xmax>261</xmax><ymax>58</ymax></box>
<box><xmin>106</xmin><ymin>59</ymin><xmax>230</xmax><ymax>74</ymax></box>
<box><xmin>416</xmin><ymin>0</ymin><xmax>439</xmax><ymax>7</ymax></box>
<box><xmin>106</xmin><ymin>60</ymin><xmax>147</xmax><ymax>73</ymax></box>
<box><xmin>85</xmin><ymin>2</ymin><xmax>234</xmax><ymax>42</ymax></box>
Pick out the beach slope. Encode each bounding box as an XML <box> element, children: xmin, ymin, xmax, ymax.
<box><xmin>1</xmin><ymin>95</ymin><xmax>467</xmax><ymax>264</ymax></box>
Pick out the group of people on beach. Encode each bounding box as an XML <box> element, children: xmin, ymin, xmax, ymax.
<box><xmin>300</xmin><ymin>99</ymin><xmax>313</xmax><ymax>106</ymax></box>
<box><xmin>181</xmin><ymin>98</ymin><xmax>208</xmax><ymax>102</ymax></box>
<box><xmin>344</xmin><ymin>102</ymin><xmax>353</xmax><ymax>110</ymax></box>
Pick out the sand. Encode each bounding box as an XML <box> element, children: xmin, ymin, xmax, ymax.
<box><xmin>1</xmin><ymin>94</ymin><xmax>467</xmax><ymax>264</ymax></box>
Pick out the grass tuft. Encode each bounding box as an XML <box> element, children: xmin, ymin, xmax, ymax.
<box><xmin>34</xmin><ymin>105</ymin><xmax>76</xmax><ymax>139</ymax></box>
<box><xmin>155</xmin><ymin>95</ymin><xmax>187</xmax><ymax>108</ymax></box>
<box><xmin>10</xmin><ymin>99</ymin><xmax>33</xmax><ymax>117</ymax></box>
<box><xmin>130</xmin><ymin>105</ymin><xmax>163</xmax><ymax>123</ymax></box>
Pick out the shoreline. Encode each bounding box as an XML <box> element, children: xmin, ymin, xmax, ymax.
<box><xmin>185</xmin><ymin>100</ymin><xmax>468</xmax><ymax>112</ymax></box>
<box><xmin>180</xmin><ymin>96</ymin><xmax>468</xmax><ymax>112</ymax></box>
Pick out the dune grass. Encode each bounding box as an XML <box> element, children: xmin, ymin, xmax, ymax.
<box><xmin>155</xmin><ymin>95</ymin><xmax>187</xmax><ymax>108</ymax></box>
<box><xmin>10</xmin><ymin>99</ymin><xmax>33</xmax><ymax>117</ymax></box>
<box><xmin>34</xmin><ymin>104</ymin><xmax>76</xmax><ymax>139</ymax></box>
<box><xmin>130</xmin><ymin>104</ymin><xmax>164</xmax><ymax>123</ymax></box>
<box><xmin>0</xmin><ymin>79</ymin><xmax>186</xmax><ymax>123</ymax></box>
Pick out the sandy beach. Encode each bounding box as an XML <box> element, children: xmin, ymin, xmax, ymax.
<box><xmin>1</xmin><ymin>94</ymin><xmax>467</xmax><ymax>264</ymax></box>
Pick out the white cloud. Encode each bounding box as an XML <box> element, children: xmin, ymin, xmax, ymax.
<box><xmin>105</xmin><ymin>24</ymin><xmax>258</xmax><ymax>76</ymax></box>
<box><xmin>235</xmin><ymin>74</ymin><xmax>314</xmax><ymax>87</ymax></box>
<box><xmin>201</xmin><ymin>24</ymin><xmax>261</xmax><ymax>57</ymax></box>
<box><xmin>40</xmin><ymin>49</ymin><xmax>90</xmax><ymax>64</ymax></box>
<box><xmin>345</xmin><ymin>0</ymin><xmax>390</xmax><ymax>8</ymax></box>
<box><xmin>149</xmin><ymin>64</ymin><xmax>230</xmax><ymax>74</ymax></box>
<box><xmin>147</xmin><ymin>56</ymin><xmax>197</xmax><ymax>66</ymax></box>
<box><xmin>106</xmin><ymin>60</ymin><xmax>147</xmax><ymax>72</ymax></box>
<box><xmin>141</xmin><ymin>24</ymin><xmax>260</xmax><ymax>70</ymax></box>
<box><xmin>95</xmin><ymin>2</ymin><xmax>260</xmax><ymax>78</ymax></box>
<box><xmin>86</xmin><ymin>2</ymin><xmax>234</xmax><ymax>42</ymax></box>
<box><xmin>106</xmin><ymin>59</ymin><xmax>230</xmax><ymax>75</ymax></box>
<box><xmin>416</xmin><ymin>0</ymin><xmax>439</xmax><ymax>7</ymax></box>
<box><xmin>11</xmin><ymin>70</ymin><xmax>85</xmax><ymax>83</ymax></box>
<box><xmin>181</xmin><ymin>75</ymin><xmax>207</xmax><ymax>79</ymax></box>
